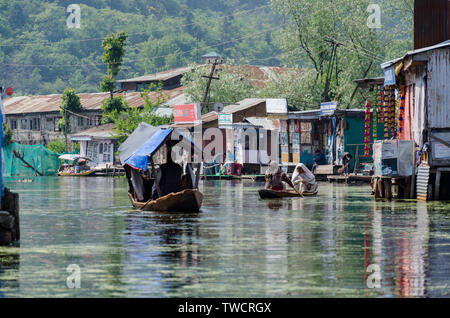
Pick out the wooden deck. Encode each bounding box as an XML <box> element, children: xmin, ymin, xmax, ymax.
<box><xmin>202</xmin><ymin>175</ymin><xmax>266</xmax><ymax>182</ymax></box>
<box><xmin>327</xmin><ymin>174</ymin><xmax>372</xmax><ymax>184</ymax></box>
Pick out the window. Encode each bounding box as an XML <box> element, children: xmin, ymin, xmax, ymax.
<box><xmin>30</xmin><ymin>118</ymin><xmax>40</xmax><ymax>131</ymax></box>
<box><xmin>10</xmin><ymin>120</ymin><xmax>17</xmax><ymax>130</ymax></box>
<box><xmin>99</xmin><ymin>143</ymin><xmax>103</xmax><ymax>154</ymax></box>
<box><xmin>78</xmin><ymin>117</ymin><xmax>84</xmax><ymax>127</ymax></box>
<box><xmin>95</xmin><ymin>116</ymin><xmax>102</xmax><ymax>126</ymax></box>
<box><xmin>20</xmin><ymin>119</ymin><xmax>28</xmax><ymax>130</ymax></box>
<box><xmin>54</xmin><ymin>117</ymin><xmax>62</xmax><ymax>132</ymax></box>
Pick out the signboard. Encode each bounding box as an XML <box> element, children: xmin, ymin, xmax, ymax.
<box><xmin>320</xmin><ymin>102</ymin><xmax>338</xmax><ymax>116</ymax></box>
<box><xmin>266</xmin><ymin>98</ymin><xmax>288</xmax><ymax>114</ymax></box>
<box><xmin>173</xmin><ymin>104</ymin><xmax>202</xmax><ymax>124</ymax></box>
<box><xmin>384</xmin><ymin>66</ymin><xmax>396</xmax><ymax>86</ymax></box>
<box><xmin>218</xmin><ymin>113</ymin><xmax>233</xmax><ymax>125</ymax></box>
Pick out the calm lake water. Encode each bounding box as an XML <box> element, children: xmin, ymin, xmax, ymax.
<box><xmin>0</xmin><ymin>176</ymin><xmax>449</xmax><ymax>298</ymax></box>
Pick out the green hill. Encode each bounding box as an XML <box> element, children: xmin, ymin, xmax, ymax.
<box><xmin>0</xmin><ymin>0</ymin><xmax>280</xmax><ymax>96</ymax></box>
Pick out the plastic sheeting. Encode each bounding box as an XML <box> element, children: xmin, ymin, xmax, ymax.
<box><xmin>3</xmin><ymin>143</ymin><xmax>63</xmax><ymax>176</ymax></box>
<box><xmin>125</xmin><ymin>129</ymin><xmax>173</xmax><ymax>171</ymax></box>
<box><xmin>373</xmin><ymin>140</ymin><xmax>413</xmax><ymax>176</ymax></box>
<box><xmin>119</xmin><ymin>123</ymin><xmax>160</xmax><ymax>164</ymax></box>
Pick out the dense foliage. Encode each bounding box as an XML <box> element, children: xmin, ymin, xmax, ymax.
<box><xmin>0</xmin><ymin>0</ymin><xmax>279</xmax><ymax>96</ymax></box>
<box><xmin>59</xmin><ymin>87</ymin><xmax>82</xmax><ymax>134</ymax></box>
<box><xmin>2</xmin><ymin>123</ymin><xmax>13</xmax><ymax>146</ymax></box>
<box><xmin>270</xmin><ymin>0</ymin><xmax>414</xmax><ymax>109</ymax></box>
<box><xmin>104</xmin><ymin>86</ymin><xmax>173</xmax><ymax>144</ymax></box>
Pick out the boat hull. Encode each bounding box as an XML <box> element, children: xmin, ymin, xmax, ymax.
<box><xmin>58</xmin><ymin>170</ymin><xmax>96</xmax><ymax>177</ymax></box>
<box><xmin>130</xmin><ymin>189</ymin><xmax>204</xmax><ymax>213</ymax></box>
<box><xmin>258</xmin><ymin>189</ymin><xmax>318</xmax><ymax>199</ymax></box>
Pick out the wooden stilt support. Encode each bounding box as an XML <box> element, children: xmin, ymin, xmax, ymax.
<box><xmin>0</xmin><ymin>188</ymin><xmax>20</xmax><ymax>245</ymax></box>
<box><xmin>435</xmin><ymin>169</ymin><xmax>442</xmax><ymax>201</ymax></box>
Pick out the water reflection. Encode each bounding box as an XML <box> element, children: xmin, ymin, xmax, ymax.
<box><xmin>0</xmin><ymin>177</ymin><xmax>449</xmax><ymax>297</ymax></box>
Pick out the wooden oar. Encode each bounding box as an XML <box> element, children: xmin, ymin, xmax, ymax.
<box><xmin>139</xmin><ymin>198</ymin><xmax>153</xmax><ymax>211</ymax></box>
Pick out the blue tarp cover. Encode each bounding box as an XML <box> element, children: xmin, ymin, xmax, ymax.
<box><xmin>124</xmin><ymin>128</ymin><xmax>173</xmax><ymax>171</ymax></box>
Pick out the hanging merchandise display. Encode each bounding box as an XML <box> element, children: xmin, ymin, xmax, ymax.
<box><xmin>398</xmin><ymin>85</ymin><xmax>405</xmax><ymax>134</ymax></box>
<box><xmin>393</xmin><ymin>93</ymin><xmax>400</xmax><ymax>138</ymax></box>
<box><xmin>383</xmin><ymin>86</ymin><xmax>390</xmax><ymax>139</ymax></box>
<box><xmin>364</xmin><ymin>99</ymin><xmax>371</xmax><ymax>157</ymax></box>
<box><xmin>374</xmin><ymin>86</ymin><xmax>382</xmax><ymax>140</ymax></box>
<box><xmin>378</xmin><ymin>85</ymin><xmax>384</xmax><ymax>123</ymax></box>
<box><xmin>389</xmin><ymin>87</ymin><xmax>396</xmax><ymax>135</ymax></box>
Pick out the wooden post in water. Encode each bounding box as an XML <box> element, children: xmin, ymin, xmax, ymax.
<box><xmin>0</xmin><ymin>188</ymin><xmax>20</xmax><ymax>245</ymax></box>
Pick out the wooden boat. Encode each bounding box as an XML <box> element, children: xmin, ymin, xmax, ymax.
<box><xmin>129</xmin><ymin>189</ymin><xmax>203</xmax><ymax>213</ymax></box>
<box><xmin>58</xmin><ymin>170</ymin><xmax>96</xmax><ymax>177</ymax></box>
<box><xmin>258</xmin><ymin>189</ymin><xmax>318</xmax><ymax>199</ymax></box>
<box><xmin>58</xmin><ymin>154</ymin><xmax>95</xmax><ymax>177</ymax></box>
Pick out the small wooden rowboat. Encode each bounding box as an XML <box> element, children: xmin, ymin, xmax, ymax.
<box><xmin>129</xmin><ymin>189</ymin><xmax>204</xmax><ymax>213</ymax></box>
<box><xmin>258</xmin><ymin>189</ymin><xmax>318</xmax><ymax>199</ymax></box>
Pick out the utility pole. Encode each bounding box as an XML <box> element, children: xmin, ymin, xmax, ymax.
<box><xmin>64</xmin><ymin>108</ymin><xmax>69</xmax><ymax>152</ymax></box>
<box><xmin>201</xmin><ymin>58</ymin><xmax>221</xmax><ymax>111</ymax></box>
<box><xmin>323</xmin><ymin>39</ymin><xmax>341</xmax><ymax>103</ymax></box>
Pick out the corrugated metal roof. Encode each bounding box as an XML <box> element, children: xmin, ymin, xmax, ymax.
<box><xmin>381</xmin><ymin>40</ymin><xmax>450</xmax><ymax>69</ymax></box>
<box><xmin>221</xmin><ymin>98</ymin><xmax>266</xmax><ymax>114</ymax></box>
<box><xmin>71</xmin><ymin>123</ymin><xmax>116</xmax><ymax>140</ymax></box>
<box><xmin>118</xmin><ymin>64</ymin><xmax>300</xmax><ymax>89</ymax></box>
<box><xmin>244</xmin><ymin>117</ymin><xmax>279</xmax><ymax>131</ymax></box>
<box><xmin>117</xmin><ymin>66</ymin><xmax>194</xmax><ymax>83</ymax></box>
<box><xmin>4</xmin><ymin>87</ymin><xmax>184</xmax><ymax>115</ymax></box>
<box><xmin>427</xmin><ymin>48</ymin><xmax>450</xmax><ymax>129</ymax></box>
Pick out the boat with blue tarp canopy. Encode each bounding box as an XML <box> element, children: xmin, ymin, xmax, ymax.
<box><xmin>123</xmin><ymin>126</ymin><xmax>203</xmax><ymax>213</ymax></box>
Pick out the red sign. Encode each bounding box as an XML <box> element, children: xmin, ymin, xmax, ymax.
<box><xmin>5</xmin><ymin>87</ymin><xmax>13</xmax><ymax>96</ymax></box>
<box><xmin>173</xmin><ymin>104</ymin><xmax>202</xmax><ymax>124</ymax></box>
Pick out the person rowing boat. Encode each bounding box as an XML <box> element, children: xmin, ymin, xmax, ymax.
<box><xmin>265</xmin><ymin>161</ymin><xmax>299</xmax><ymax>193</ymax></box>
<box><xmin>292</xmin><ymin>163</ymin><xmax>318</xmax><ymax>195</ymax></box>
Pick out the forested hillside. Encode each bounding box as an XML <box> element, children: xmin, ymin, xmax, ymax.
<box><xmin>0</xmin><ymin>0</ymin><xmax>280</xmax><ymax>95</ymax></box>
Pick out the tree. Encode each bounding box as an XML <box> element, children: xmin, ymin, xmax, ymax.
<box><xmin>101</xmin><ymin>96</ymin><xmax>129</xmax><ymax>124</ymax></box>
<box><xmin>104</xmin><ymin>84</ymin><xmax>173</xmax><ymax>144</ymax></box>
<box><xmin>261</xmin><ymin>69</ymin><xmax>323</xmax><ymax>110</ymax></box>
<box><xmin>100</xmin><ymin>31</ymin><xmax>128</xmax><ymax>99</ymax></box>
<box><xmin>60</xmin><ymin>88</ymin><xmax>83</xmax><ymax>151</ymax></box>
<box><xmin>47</xmin><ymin>139</ymin><xmax>66</xmax><ymax>153</ymax></box>
<box><xmin>270</xmin><ymin>0</ymin><xmax>413</xmax><ymax>109</ymax></box>
<box><xmin>2</xmin><ymin>123</ymin><xmax>13</xmax><ymax>146</ymax></box>
<box><xmin>182</xmin><ymin>64</ymin><xmax>258</xmax><ymax>110</ymax></box>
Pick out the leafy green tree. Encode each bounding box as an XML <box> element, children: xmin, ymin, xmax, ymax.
<box><xmin>101</xmin><ymin>96</ymin><xmax>129</xmax><ymax>124</ymax></box>
<box><xmin>182</xmin><ymin>63</ymin><xmax>258</xmax><ymax>109</ymax></box>
<box><xmin>271</xmin><ymin>0</ymin><xmax>413</xmax><ymax>108</ymax></box>
<box><xmin>100</xmin><ymin>31</ymin><xmax>128</xmax><ymax>99</ymax></box>
<box><xmin>105</xmin><ymin>85</ymin><xmax>173</xmax><ymax>144</ymax></box>
<box><xmin>47</xmin><ymin>139</ymin><xmax>67</xmax><ymax>153</ymax></box>
<box><xmin>60</xmin><ymin>88</ymin><xmax>83</xmax><ymax>151</ymax></box>
<box><xmin>2</xmin><ymin>123</ymin><xmax>13</xmax><ymax>146</ymax></box>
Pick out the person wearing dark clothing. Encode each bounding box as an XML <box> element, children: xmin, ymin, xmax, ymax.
<box><xmin>341</xmin><ymin>152</ymin><xmax>353</xmax><ymax>176</ymax></box>
<box><xmin>312</xmin><ymin>150</ymin><xmax>327</xmax><ymax>173</ymax></box>
<box><xmin>152</xmin><ymin>150</ymin><xmax>183</xmax><ymax>199</ymax></box>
